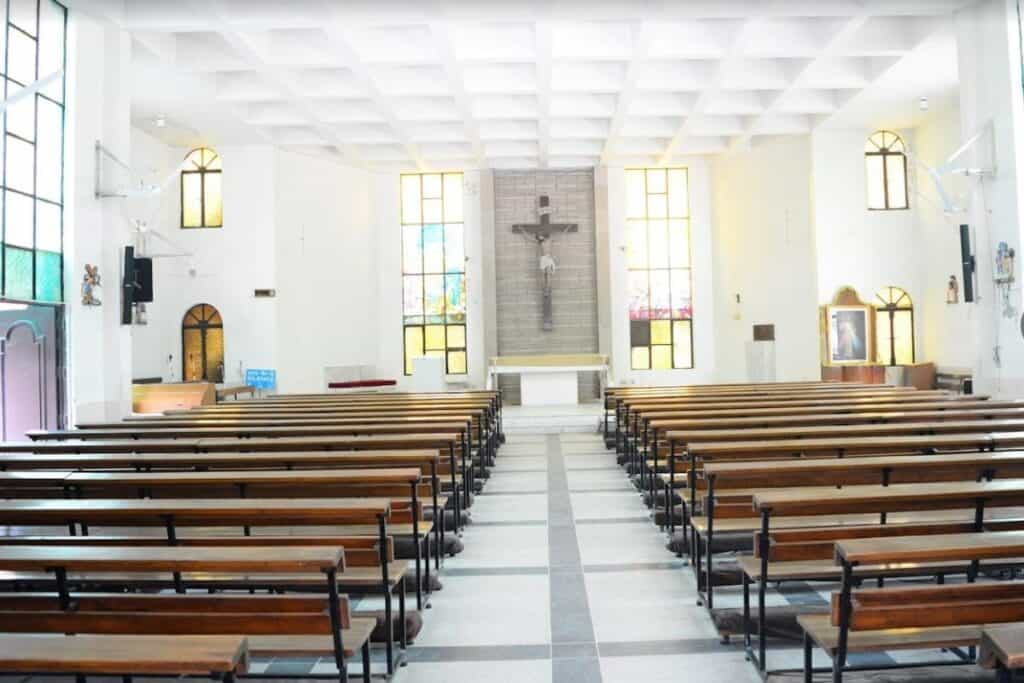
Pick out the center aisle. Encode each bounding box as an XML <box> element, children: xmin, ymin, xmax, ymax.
<box><xmin>395</xmin><ymin>432</ymin><xmax>761</xmax><ymax>683</ymax></box>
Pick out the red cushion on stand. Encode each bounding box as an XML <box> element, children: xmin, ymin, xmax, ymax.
<box><xmin>327</xmin><ymin>379</ymin><xmax>397</xmax><ymax>389</ymax></box>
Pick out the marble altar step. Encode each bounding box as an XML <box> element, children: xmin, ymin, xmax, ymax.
<box><xmin>502</xmin><ymin>401</ymin><xmax>604</xmax><ymax>434</ymax></box>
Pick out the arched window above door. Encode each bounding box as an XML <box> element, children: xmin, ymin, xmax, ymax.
<box><xmin>182</xmin><ymin>303</ymin><xmax>224</xmax><ymax>382</ymax></box>
<box><xmin>865</xmin><ymin>131</ymin><xmax>908</xmax><ymax>211</ymax></box>
<box><xmin>874</xmin><ymin>286</ymin><xmax>914</xmax><ymax>366</ymax></box>
<box><xmin>181</xmin><ymin>147</ymin><xmax>223</xmax><ymax>229</ymax></box>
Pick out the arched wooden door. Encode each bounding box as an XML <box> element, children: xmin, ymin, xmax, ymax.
<box><xmin>182</xmin><ymin>304</ymin><xmax>224</xmax><ymax>382</ymax></box>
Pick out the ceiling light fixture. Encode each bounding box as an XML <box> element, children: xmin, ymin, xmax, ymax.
<box><xmin>155</xmin><ymin>115</ymin><xmax>167</xmax><ymax>128</ymax></box>
<box><xmin>918</xmin><ymin>97</ymin><xmax>929</xmax><ymax>112</ymax></box>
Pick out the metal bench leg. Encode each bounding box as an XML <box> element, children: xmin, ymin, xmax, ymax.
<box><xmin>803</xmin><ymin>630</ymin><xmax>813</xmax><ymax>683</ymax></box>
<box><xmin>361</xmin><ymin>641</ymin><xmax>371</xmax><ymax>683</ymax></box>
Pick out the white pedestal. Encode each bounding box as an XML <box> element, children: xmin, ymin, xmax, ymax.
<box><xmin>520</xmin><ymin>371</ymin><xmax>578</xmax><ymax>406</ymax></box>
<box><xmin>411</xmin><ymin>356</ymin><xmax>445</xmax><ymax>393</ymax></box>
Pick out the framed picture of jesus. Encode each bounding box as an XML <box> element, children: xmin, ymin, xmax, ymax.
<box><xmin>825</xmin><ymin>304</ymin><xmax>872</xmax><ymax>365</ymax></box>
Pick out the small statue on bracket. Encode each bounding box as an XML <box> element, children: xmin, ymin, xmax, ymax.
<box><xmin>81</xmin><ymin>264</ymin><xmax>101</xmax><ymax>306</ymax></box>
<box><xmin>946</xmin><ymin>275</ymin><xmax>959</xmax><ymax>304</ymax></box>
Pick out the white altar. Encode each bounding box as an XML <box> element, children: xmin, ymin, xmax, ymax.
<box><xmin>488</xmin><ymin>354</ymin><xmax>609</xmax><ymax>406</ymax></box>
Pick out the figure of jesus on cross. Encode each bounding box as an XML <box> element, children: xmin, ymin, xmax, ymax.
<box><xmin>512</xmin><ymin>195</ymin><xmax>578</xmax><ymax>331</ymax></box>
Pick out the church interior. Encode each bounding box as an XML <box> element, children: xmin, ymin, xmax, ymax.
<box><xmin>3</xmin><ymin>0</ymin><xmax>1024</xmax><ymax>681</ymax></box>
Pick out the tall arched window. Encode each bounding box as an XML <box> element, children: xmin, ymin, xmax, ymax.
<box><xmin>865</xmin><ymin>131</ymin><xmax>908</xmax><ymax>210</ymax></box>
<box><xmin>182</xmin><ymin>303</ymin><xmax>224</xmax><ymax>382</ymax></box>
<box><xmin>874</xmin><ymin>286</ymin><xmax>914</xmax><ymax>366</ymax></box>
<box><xmin>181</xmin><ymin>147</ymin><xmax>223</xmax><ymax>229</ymax></box>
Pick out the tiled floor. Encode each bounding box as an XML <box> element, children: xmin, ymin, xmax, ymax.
<box><xmin>391</xmin><ymin>430</ymin><xmax>762</xmax><ymax>683</ymax></box>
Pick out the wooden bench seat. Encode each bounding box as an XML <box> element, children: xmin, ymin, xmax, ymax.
<box><xmin>0</xmin><ymin>633</ymin><xmax>249</xmax><ymax>677</ymax></box>
<box><xmin>979</xmin><ymin>623</ymin><xmax>1024</xmax><ymax>674</ymax></box>
<box><xmin>798</xmin><ymin>613</ymin><xmax>980</xmax><ymax>655</ymax></box>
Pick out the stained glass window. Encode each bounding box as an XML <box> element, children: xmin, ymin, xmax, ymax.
<box><xmin>874</xmin><ymin>286</ymin><xmax>914</xmax><ymax>366</ymax></box>
<box><xmin>0</xmin><ymin>0</ymin><xmax>66</xmax><ymax>303</ymax></box>
<box><xmin>865</xmin><ymin>131</ymin><xmax>908</xmax><ymax>210</ymax></box>
<box><xmin>401</xmin><ymin>172</ymin><xmax>466</xmax><ymax>375</ymax></box>
<box><xmin>627</xmin><ymin>168</ymin><xmax>693</xmax><ymax>370</ymax></box>
<box><xmin>181</xmin><ymin>147</ymin><xmax>223</xmax><ymax>228</ymax></box>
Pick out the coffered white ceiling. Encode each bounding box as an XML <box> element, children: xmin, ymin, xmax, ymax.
<box><xmin>77</xmin><ymin>0</ymin><xmax>972</xmax><ymax>170</ymax></box>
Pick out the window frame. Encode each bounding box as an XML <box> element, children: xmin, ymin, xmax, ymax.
<box><xmin>873</xmin><ymin>286</ymin><xmax>915</xmax><ymax>366</ymax></box>
<box><xmin>865</xmin><ymin>130</ymin><xmax>909</xmax><ymax>211</ymax></box>
<box><xmin>180</xmin><ymin>147</ymin><xmax>223</xmax><ymax>229</ymax></box>
<box><xmin>400</xmin><ymin>171</ymin><xmax>467</xmax><ymax>376</ymax></box>
<box><xmin>0</xmin><ymin>0</ymin><xmax>68</xmax><ymax>304</ymax></box>
<box><xmin>626</xmin><ymin>167</ymin><xmax>694</xmax><ymax>371</ymax></box>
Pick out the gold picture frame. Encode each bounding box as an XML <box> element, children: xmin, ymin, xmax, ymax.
<box><xmin>822</xmin><ymin>304</ymin><xmax>875</xmax><ymax>366</ymax></box>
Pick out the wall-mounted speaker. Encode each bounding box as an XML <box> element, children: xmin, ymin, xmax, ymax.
<box><xmin>121</xmin><ymin>246</ymin><xmax>136</xmax><ymax>325</ymax></box>
<box><xmin>134</xmin><ymin>257</ymin><xmax>153</xmax><ymax>303</ymax></box>
<box><xmin>960</xmin><ymin>224</ymin><xmax>975</xmax><ymax>303</ymax></box>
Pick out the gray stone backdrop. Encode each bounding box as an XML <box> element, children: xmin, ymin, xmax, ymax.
<box><xmin>493</xmin><ymin>169</ymin><xmax>599</xmax><ymax>404</ymax></box>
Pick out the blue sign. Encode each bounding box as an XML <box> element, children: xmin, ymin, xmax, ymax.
<box><xmin>245</xmin><ymin>368</ymin><xmax>277</xmax><ymax>390</ymax></box>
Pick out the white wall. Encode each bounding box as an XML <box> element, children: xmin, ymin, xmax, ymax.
<box><xmin>273</xmin><ymin>149</ymin><xmax>375</xmax><ymax>394</ymax></box>
<box><xmin>949</xmin><ymin>0</ymin><xmax>1024</xmax><ymax>396</ymax></box>
<box><xmin>711</xmin><ymin>136</ymin><xmax>821</xmax><ymax>382</ymax></box>
<box><xmin>604</xmin><ymin>159</ymin><xmax>716</xmax><ymax>385</ymax></box>
<box><xmin>65</xmin><ymin>13</ymin><xmax>134</xmax><ymax>422</ymax></box>
<box><xmin>129</xmin><ymin>136</ymin><xmax>278</xmax><ymax>386</ymax></box>
<box><xmin>811</xmin><ymin>127</ymin><xmax>923</xmax><ymax>323</ymax></box>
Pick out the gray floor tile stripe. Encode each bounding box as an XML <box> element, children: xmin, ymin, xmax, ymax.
<box><xmin>442</xmin><ymin>566</ymin><xmax>550</xmax><ymax>576</ymax></box>
<box><xmin>404</xmin><ymin>644</ymin><xmax>552</xmax><ymax>662</ymax></box>
<box><xmin>547</xmin><ymin>433</ymin><xmax>603</xmax><ymax>683</ymax></box>
<box><xmin>471</xmin><ymin>519</ymin><xmax>548</xmax><ymax>527</ymax></box>
<box><xmin>574</xmin><ymin>516</ymin><xmax>650</xmax><ymax>525</ymax></box>
<box><xmin>582</xmin><ymin>561</ymin><xmax>686</xmax><ymax>572</ymax></box>
<box><xmin>597</xmin><ymin>638</ymin><xmax>735</xmax><ymax>657</ymax></box>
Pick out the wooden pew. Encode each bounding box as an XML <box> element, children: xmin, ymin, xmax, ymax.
<box><xmin>0</xmin><ymin>633</ymin><xmax>249</xmax><ymax>681</ymax></box>
<box><xmin>979</xmin><ymin>624</ymin><xmax>1024</xmax><ymax>682</ymax></box>
<box><xmin>802</xmin><ymin>531</ymin><xmax>1024</xmax><ymax>683</ymax></box>
<box><xmin>216</xmin><ymin>385</ymin><xmax>257</xmax><ymax>401</ymax></box>
<box><xmin>0</xmin><ymin>545</ymin><xmax>373</xmax><ymax>683</ymax></box>
<box><xmin>746</xmin><ymin>480</ymin><xmax>1024</xmax><ymax>673</ymax></box>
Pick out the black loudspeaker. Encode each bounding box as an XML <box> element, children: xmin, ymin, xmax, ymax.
<box><xmin>121</xmin><ymin>246</ymin><xmax>136</xmax><ymax>325</ymax></box>
<box><xmin>960</xmin><ymin>224</ymin><xmax>975</xmax><ymax>303</ymax></box>
<box><xmin>134</xmin><ymin>257</ymin><xmax>153</xmax><ymax>303</ymax></box>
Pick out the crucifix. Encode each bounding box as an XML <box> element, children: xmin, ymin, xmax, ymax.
<box><xmin>512</xmin><ymin>195</ymin><xmax>578</xmax><ymax>331</ymax></box>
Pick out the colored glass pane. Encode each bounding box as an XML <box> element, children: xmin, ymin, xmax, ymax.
<box><xmin>446</xmin><ymin>324</ymin><xmax>466</xmax><ymax>349</ymax></box>
<box><xmin>885</xmin><ymin>154</ymin><xmax>907</xmax><ymax>209</ymax></box>
<box><xmin>35</xmin><ymin>199</ymin><xmax>60</xmax><ymax>252</ymax></box>
<box><xmin>668</xmin><ymin>169</ymin><xmax>688</xmax><ymax>217</ymax></box>
<box><xmin>402</xmin><ymin>275</ymin><xmax>424</xmax><ymax>322</ymax></box>
<box><xmin>647</xmin><ymin>219</ymin><xmax>669</xmax><ymax>269</ymax></box>
<box><xmin>668</xmin><ymin>220</ymin><xmax>689</xmax><ymax>268</ymax></box>
<box><xmin>7</xmin><ymin>27</ymin><xmax>35</xmax><ymax>85</ymax></box>
<box><xmin>445</xmin><ymin>273</ymin><xmax>465</xmax><ymax>322</ymax></box>
<box><xmin>422</xmin><ymin>174</ymin><xmax>442</xmax><ymax>199</ymax></box>
<box><xmin>865</xmin><ymin>155</ymin><xmax>885</xmax><ymax>210</ymax></box>
<box><xmin>422</xmin><ymin>224</ymin><xmax>443</xmax><ymax>272</ymax></box>
<box><xmin>38</xmin><ymin>0</ymin><xmax>64</xmax><ymax>101</ymax></box>
<box><xmin>646</xmin><ymin>168</ymin><xmax>666</xmax><ymax>193</ymax></box>
<box><xmin>444</xmin><ymin>224</ymin><xmax>464</xmax><ymax>272</ymax></box>
<box><xmin>35</xmin><ymin>97</ymin><xmax>62</xmax><ymax>202</ymax></box>
<box><xmin>10</xmin><ymin>0</ymin><xmax>37</xmax><ymax>36</ymax></box>
<box><xmin>447</xmin><ymin>350</ymin><xmax>467</xmax><ymax>374</ymax></box>
<box><xmin>673</xmin><ymin>321</ymin><xmax>693</xmax><ymax>369</ymax></box>
<box><xmin>423</xmin><ymin>274</ymin><xmax>445</xmax><ymax>323</ymax></box>
<box><xmin>650</xmin><ymin>270</ymin><xmax>671</xmax><ymax>319</ymax></box>
<box><xmin>5</xmin><ymin>189</ymin><xmax>32</xmax><ymax>248</ymax></box>
<box><xmin>647</xmin><ymin>192</ymin><xmax>667</xmax><ymax>219</ymax></box>
<box><xmin>203</xmin><ymin>172</ymin><xmax>223</xmax><ymax>226</ymax></box>
<box><xmin>443</xmin><ymin>174</ymin><xmax>463</xmax><ymax>222</ymax></box>
<box><xmin>422</xmin><ymin>198</ymin><xmax>442</xmax><ymax>223</ymax></box>
<box><xmin>6</xmin><ymin>83</ymin><xmax>34</xmax><ymax>140</ymax></box>
<box><xmin>670</xmin><ymin>269</ymin><xmax>691</xmax><ymax>318</ymax></box>
<box><xmin>650</xmin><ymin>320</ymin><xmax>671</xmax><ymax>345</ymax></box>
<box><xmin>4</xmin><ymin>245</ymin><xmax>32</xmax><ymax>299</ymax></box>
<box><xmin>404</xmin><ymin>326</ymin><xmax>423</xmax><ymax>375</ymax></box>
<box><xmin>631</xmin><ymin>346</ymin><xmax>650</xmax><ymax>370</ymax></box>
<box><xmin>182</xmin><ymin>173</ymin><xmax>202</xmax><ymax>227</ymax></box>
<box><xmin>629</xmin><ymin>320</ymin><xmax>650</xmax><ymax>347</ymax></box>
<box><xmin>651</xmin><ymin>345</ymin><xmax>672</xmax><ymax>370</ymax></box>
<box><xmin>424</xmin><ymin>324</ymin><xmax>445</xmax><ymax>350</ymax></box>
<box><xmin>6</xmin><ymin>134</ymin><xmax>33</xmax><ymax>193</ymax></box>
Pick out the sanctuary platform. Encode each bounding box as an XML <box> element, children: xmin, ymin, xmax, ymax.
<box><xmin>488</xmin><ymin>353</ymin><xmax>609</xmax><ymax>407</ymax></box>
